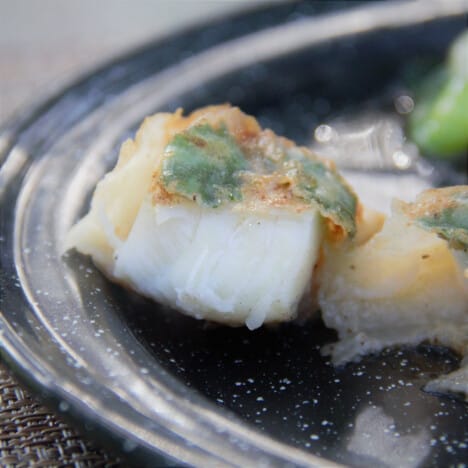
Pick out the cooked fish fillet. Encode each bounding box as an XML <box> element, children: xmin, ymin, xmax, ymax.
<box><xmin>319</xmin><ymin>186</ymin><xmax>468</xmax><ymax>400</ymax></box>
<box><xmin>66</xmin><ymin>105</ymin><xmax>357</xmax><ymax>329</ymax></box>
<box><xmin>113</xmin><ymin>202</ymin><xmax>322</xmax><ymax>329</ymax></box>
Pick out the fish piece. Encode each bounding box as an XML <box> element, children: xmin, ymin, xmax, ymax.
<box><xmin>319</xmin><ymin>186</ymin><xmax>468</xmax><ymax>400</ymax></box>
<box><xmin>65</xmin><ymin>105</ymin><xmax>358</xmax><ymax>329</ymax></box>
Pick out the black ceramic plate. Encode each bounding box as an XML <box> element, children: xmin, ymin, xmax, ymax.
<box><xmin>1</xmin><ymin>2</ymin><xmax>467</xmax><ymax>467</ymax></box>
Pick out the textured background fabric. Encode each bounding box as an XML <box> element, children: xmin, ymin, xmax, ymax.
<box><xmin>0</xmin><ymin>363</ymin><xmax>121</xmax><ymax>466</ymax></box>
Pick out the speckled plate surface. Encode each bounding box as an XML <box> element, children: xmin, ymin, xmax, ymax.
<box><xmin>1</xmin><ymin>2</ymin><xmax>467</xmax><ymax>467</ymax></box>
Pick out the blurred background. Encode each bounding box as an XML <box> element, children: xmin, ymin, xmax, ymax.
<box><xmin>0</xmin><ymin>0</ymin><xmax>280</xmax><ymax>124</ymax></box>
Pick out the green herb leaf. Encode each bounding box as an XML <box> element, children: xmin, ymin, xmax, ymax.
<box><xmin>291</xmin><ymin>153</ymin><xmax>357</xmax><ymax>237</ymax></box>
<box><xmin>415</xmin><ymin>188</ymin><xmax>468</xmax><ymax>249</ymax></box>
<box><xmin>403</xmin><ymin>187</ymin><xmax>468</xmax><ymax>250</ymax></box>
<box><xmin>162</xmin><ymin>124</ymin><xmax>247</xmax><ymax>207</ymax></box>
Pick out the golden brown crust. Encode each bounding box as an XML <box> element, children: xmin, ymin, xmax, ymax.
<box><xmin>401</xmin><ymin>186</ymin><xmax>465</xmax><ymax>221</ymax></box>
<box><xmin>139</xmin><ymin>105</ymin><xmax>357</xmax><ymax>240</ymax></box>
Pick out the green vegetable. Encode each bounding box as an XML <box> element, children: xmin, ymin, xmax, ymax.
<box><xmin>290</xmin><ymin>153</ymin><xmax>357</xmax><ymax>237</ymax></box>
<box><xmin>418</xmin><ymin>204</ymin><xmax>468</xmax><ymax>249</ymax></box>
<box><xmin>413</xmin><ymin>187</ymin><xmax>468</xmax><ymax>250</ymax></box>
<box><xmin>162</xmin><ymin>123</ymin><xmax>247</xmax><ymax>207</ymax></box>
<box><xmin>409</xmin><ymin>32</ymin><xmax>468</xmax><ymax>158</ymax></box>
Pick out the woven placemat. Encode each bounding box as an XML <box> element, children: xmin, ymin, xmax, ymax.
<box><xmin>0</xmin><ymin>362</ymin><xmax>121</xmax><ymax>467</ymax></box>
